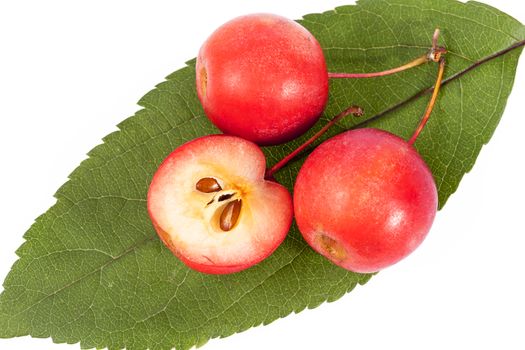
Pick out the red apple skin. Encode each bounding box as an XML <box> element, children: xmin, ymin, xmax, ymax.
<box><xmin>147</xmin><ymin>135</ymin><xmax>293</xmax><ymax>274</ymax></box>
<box><xmin>293</xmin><ymin>128</ymin><xmax>438</xmax><ymax>273</ymax></box>
<box><xmin>196</xmin><ymin>13</ymin><xmax>329</xmax><ymax>146</ymax></box>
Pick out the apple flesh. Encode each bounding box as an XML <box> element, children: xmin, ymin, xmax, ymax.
<box><xmin>148</xmin><ymin>135</ymin><xmax>293</xmax><ymax>274</ymax></box>
<box><xmin>293</xmin><ymin>128</ymin><xmax>438</xmax><ymax>273</ymax></box>
<box><xmin>196</xmin><ymin>13</ymin><xmax>329</xmax><ymax>146</ymax></box>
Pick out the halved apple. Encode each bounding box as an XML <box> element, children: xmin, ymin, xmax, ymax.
<box><xmin>147</xmin><ymin>135</ymin><xmax>293</xmax><ymax>274</ymax></box>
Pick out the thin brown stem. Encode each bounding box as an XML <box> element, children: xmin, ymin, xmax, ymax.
<box><xmin>328</xmin><ymin>29</ymin><xmax>446</xmax><ymax>79</ymax></box>
<box><xmin>328</xmin><ymin>54</ymin><xmax>429</xmax><ymax>79</ymax></box>
<box><xmin>408</xmin><ymin>57</ymin><xmax>446</xmax><ymax>145</ymax></box>
<box><xmin>265</xmin><ymin>106</ymin><xmax>364</xmax><ymax>179</ymax></box>
<box><xmin>432</xmin><ymin>28</ymin><xmax>440</xmax><ymax>50</ymax></box>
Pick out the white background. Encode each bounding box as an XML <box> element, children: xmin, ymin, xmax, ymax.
<box><xmin>0</xmin><ymin>1</ymin><xmax>524</xmax><ymax>349</ymax></box>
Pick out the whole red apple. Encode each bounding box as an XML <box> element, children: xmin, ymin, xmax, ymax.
<box><xmin>196</xmin><ymin>13</ymin><xmax>329</xmax><ymax>145</ymax></box>
<box><xmin>294</xmin><ymin>128</ymin><xmax>438</xmax><ymax>273</ymax></box>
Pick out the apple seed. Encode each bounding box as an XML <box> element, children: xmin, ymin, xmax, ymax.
<box><xmin>220</xmin><ymin>199</ymin><xmax>242</xmax><ymax>231</ymax></box>
<box><xmin>196</xmin><ymin>177</ymin><xmax>222</xmax><ymax>193</ymax></box>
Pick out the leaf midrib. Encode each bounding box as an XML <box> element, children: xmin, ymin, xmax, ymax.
<box><xmin>7</xmin><ymin>235</ymin><xmax>155</xmax><ymax>320</ymax></box>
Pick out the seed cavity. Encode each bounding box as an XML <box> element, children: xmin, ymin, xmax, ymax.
<box><xmin>218</xmin><ymin>193</ymin><xmax>234</xmax><ymax>202</ymax></box>
<box><xmin>219</xmin><ymin>199</ymin><xmax>242</xmax><ymax>231</ymax></box>
<box><xmin>196</xmin><ymin>177</ymin><xmax>222</xmax><ymax>193</ymax></box>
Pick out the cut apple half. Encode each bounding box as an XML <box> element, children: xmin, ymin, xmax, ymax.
<box><xmin>148</xmin><ymin>135</ymin><xmax>293</xmax><ymax>274</ymax></box>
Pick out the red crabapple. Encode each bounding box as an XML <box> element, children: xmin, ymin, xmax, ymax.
<box><xmin>147</xmin><ymin>135</ymin><xmax>293</xmax><ymax>274</ymax></box>
<box><xmin>293</xmin><ymin>128</ymin><xmax>438</xmax><ymax>273</ymax></box>
<box><xmin>196</xmin><ymin>13</ymin><xmax>329</xmax><ymax>145</ymax></box>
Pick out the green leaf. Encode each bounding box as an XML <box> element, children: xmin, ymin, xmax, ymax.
<box><xmin>0</xmin><ymin>0</ymin><xmax>523</xmax><ymax>349</ymax></box>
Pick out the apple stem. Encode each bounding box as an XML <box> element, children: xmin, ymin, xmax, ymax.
<box><xmin>328</xmin><ymin>29</ymin><xmax>446</xmax><ymax>79</ymax></box>
<box><xmin>328</xmin><ymin>54</ymin><xmax>428</xmax><ymax>79</ymax></box>
<box><xmin>265</xmin><ymin>105</ymin><xmax>363</xmax><ymax>180</ymax></box>
<box><xmin>408</xmin><ymin>57</ymin><xmax>446</xmax><ymax>145</ymax></box>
